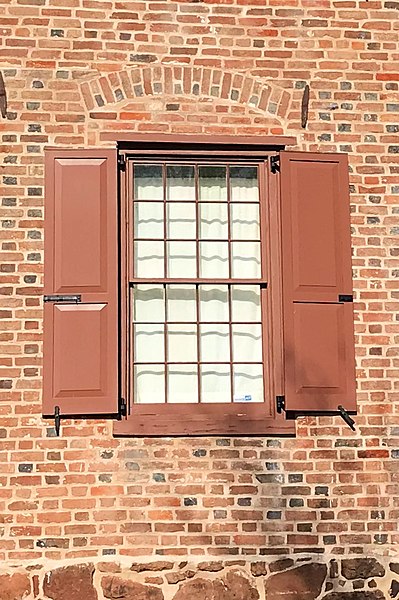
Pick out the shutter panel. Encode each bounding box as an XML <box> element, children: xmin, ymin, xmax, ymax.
<box><xmin>280</xmin><ymin>151</ymin><xmax>356</xmax><ymax>412</ymax></box>
<box><xmin>43</xmin><ymin>149</ymin><xmax>118</xmax><ymax>416</ymax></box>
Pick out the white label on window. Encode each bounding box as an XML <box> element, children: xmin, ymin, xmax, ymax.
<box><xmin>233</xmin><ymin>394</ymin><xmax>253</xmax><ymax>403</ymax></box>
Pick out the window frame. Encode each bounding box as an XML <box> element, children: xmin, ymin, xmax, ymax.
<box><xmin>115</xmin><ymin>142</ymin><xmax>294</xmax><ymax>437</ymax></box>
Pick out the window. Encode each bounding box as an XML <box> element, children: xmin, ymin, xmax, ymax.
<box><xmin>43</xmin><ymin>136</ymin><xmax>356</xmax><ymax>436</ymax></box>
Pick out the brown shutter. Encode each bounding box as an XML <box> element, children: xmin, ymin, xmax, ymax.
<box><xmin>43</xmin><ymin>149</ymin><xmax>118</xmax><ymax>416</ymax></box>
<box><xmin>280</xmin><ymin>151</ymin><xmax>356</xmax><ymax>412</ymax></box>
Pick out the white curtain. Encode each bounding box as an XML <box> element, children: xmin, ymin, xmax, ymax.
<box><xmin>133</xmin><ymin>164</ymin><xmax>263</xmax><ymax>404</ymax></box>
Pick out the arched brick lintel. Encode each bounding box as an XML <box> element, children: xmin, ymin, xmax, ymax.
<box><xmin>80</xmin><ymin>65</ymin><xmax>293</xmax><ymax>123</ymax></box>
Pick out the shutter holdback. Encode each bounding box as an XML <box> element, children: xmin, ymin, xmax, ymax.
<box><xmin>338</xmin><ymin>405</ymin><xmax>356</xmax><ymax>431</ymax></box>
<box><xmin>54</xmin><ymin>406</ymin><xmax>61</xmax><ymax>436</ymax></box>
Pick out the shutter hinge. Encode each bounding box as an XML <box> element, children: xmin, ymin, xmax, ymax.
<box><xmin>276</xmin><ymin>395</ymin><xmax>285</xmax><ymax>414</ymax></box>
<box><xmin>270</xmin><ymin>155</ymin><xmax>280</xmax><ymax>174</ymax></box>
<box><xmin>118</xmin><ymin>154</ymin><xmax>126</xmax><ymax>171</ymax></box>
<box><xmin>120</xmin><ymin>398</ymin><xmax>127</xmax><ymax>417</ymax></box>
<box><xmin>338</xmin><ymin>294</ymin><xmax>353</xmax><ymax>303</ymax></box>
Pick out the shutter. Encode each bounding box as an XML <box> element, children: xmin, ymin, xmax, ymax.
<box><xmin>280</xmin><ymin>151</ymin><xmax>356</xmax><ymax>412</ymax></box>
<box><xmin>43</xmin><ymin>149</ymin><xmax>118</xmax><ymax>416</ymax></box>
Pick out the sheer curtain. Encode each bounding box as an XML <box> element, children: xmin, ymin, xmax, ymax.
<box><xmin>133</xmin><ymin>164</ymin><xmax>263</xmax><ymax>405</ymax></box>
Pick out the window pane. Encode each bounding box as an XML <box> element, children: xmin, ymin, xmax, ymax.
<box><xmin>199</xmin><ymin>166</ymin><xmax>227</xmax><ymax>201</ymax></box>
<box><xmin>134</xmin><ymin>202</ymin><xmax>164</xmax><ymax>239</ymax></box>
<box><xmin>233</xmin><ymin>364</ymin><xmax>264</xmax><ymax>403</ymax></box>
<box><xmin>200</xmin><ymin>324</ymin><xmax>230</xmax><ymax>362</ymax></box>
<box><xmin>231</xmin><ymin>241</ymin><xmax>261</xmax><ymax>278</ymax></box>
<box><xmin>231</xmin><ymin>203</ymin><xmax>260</xmax><ymax>240</ymax></box>
<box><xmin>231</xmin><ymin>286</ymin><xmax>261</xmax><ymax>322</ymax></box>
<box><xmin>134</xmin><ymin>241</ymin><xmax>164</xmax><ymax>278</ymax></box>
<box><xmin>167</xmin><ymin>365</ymin><xmax>198</xmax><ymax>403</ymax></box>
<box><xmin>166</xmin><ymin>285</ymin><xmax>196</xmax><ymax>322</ymax></box>
<box><xmin>199</xmin><ymin>241</ymin><xmax>229</xmax><ymax>278</ymax></box>
<box><xmin>134</xmin><ymin>365</ymin><xmax>165</xmax><ymax>404</ymax></box>
<box><xmin>199</xmin><ymin>203</ymin><xmax>228</xmax><ymax>239</ymax></box>
<box><xmin>232</xmin><ymin>324</ymin><xmax>262</xmax><ymax>362</ymax></box>
<box><xmin>230</xmin><ymin>166</ymin><xmax>259</xmax><ymax>202</ymax></box>
<box><xmin>201</xmin><ymin>365</ymin><xmax>231</xmax><ymax>403</ymax></box>
<box><xmin>134</xmin><ymin>164</ymin><xmax>163</xmax><ymax>200</ymax></box>
<box><xmin>199</xmin><ymin>285</ymin><xmax>229</xmax><ymax>322</ymax></box>
<box><xmin>133</xmin><ymin>285</ymin><xmax>165</xmax><ymax>323</ymax></box>
<box><xmin>167</xmin><ymin>241</ymin><xmax>196</xmax><ymax>277</ymax></box>
<box><xmin>166</xmin><ymin>165</ymin><xmax>195</xmax><ymax>201</ymax></box>
<box><xmin>167</xmin><ymin>324</ymin><xmax>197</xmax><ymax>362</ymax></box>
<box><xmin>167</xmin><ymin>202</ymin><xmax>196</xmax><ymax>239</ymax></box>
<box><xmin>134</xmin><ymin>324</ymin><xmax>165</xmax><ymax>363</ymax></box>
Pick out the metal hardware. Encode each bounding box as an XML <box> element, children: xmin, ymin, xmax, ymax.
<box><xmin>118</xmin><ymin>154</ymin><xmax>126</xmax><ymax>171</ymax></box>
<box><xmin>270</xmin><ymin>155</ymin><xmax>280</xmax><ymax>174</ymax></box>
<box><xmin>54</xmin><ymin>406</ymin><xmax>61</xmax><ymax>437</ymax></box>
<box><xmin>120</xmin><ymin>398</ymin><xmax>127</xmax><ymax>417</ymax></box>
<box><xmin>276</xmin><ymin>395</ymin><xmax>285</xmax><ymax>414</ymax></box>
<box><xmin>338</xmin><ymin>405</ymin><xmax>355</xmax><ymax>431</ymax></box>
<box><xmin>338</xmin><ymin>294</ymin><xmax>353</xmax><ymax>303</ymax></box>
<box><xmin>301</xmin><ymin>84</ymin><xmax>310</xmax><ymax>129</ymax></box>
<box><xmin>44</xmin><ymin>294</ymin><xmax>81</xmax><ymax>303</ymax></box>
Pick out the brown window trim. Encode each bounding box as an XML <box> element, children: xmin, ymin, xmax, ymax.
<box><xmin>113</xmin><ymin>136</ymin><xmax>296</xmax><ymax>437</ymax></box>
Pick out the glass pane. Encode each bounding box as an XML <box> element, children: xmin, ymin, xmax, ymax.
<box><xmin>231</xmin><ymin>203</ymin><xmax>260</xmax><ymax>240</ymax></box>
<box><xmin>230</xmin><ymin>166</ymin><xmax>259</xmax><ymax>202</ymax></box>
<box><xmin>201</xmin><ymin>365</ymin><xmax>231</xmax><ymax>403</ymax></box>
<box><xmin>167</xmin><ymin>202</ymin><xmax>196</xmax><ymax>239</ymax></box>
<box><xmin>167</xmin><ymin>241</ymin><xmax>196</xmax><ymax>278</ymax></box>
<box><xmin>166</xmin><ymin>285</ymin><xmax>196</xmax><ymax>322</ymax></box>
<box><xmin>134</xmin><ymin>324</ymin><xmax>165</xmax><ymax>363</ymax></box>
<box><xmin>134</xmin><ymin>241</ymin><xmax>164</xmax><ymax>278</ymax></box>
<box><xmin>134</xmin><ymin>202</ymin><xmax>164</xmax><ymax>239</ymax></box>
<box><xmin>231</xmin><ymin>241</ymin><xmax>261</xmax><ymax>278</ymax></box>
<box><xmin>232</xmin><ymin>324</ymin><xmax>262</xmax><ymax>363</ymax></box>
<box><xmin>134</xmin><ymin>365</ymin><xmax>165</xmax><ymax>404</ymax></box>
<box><xmin>199</xmin><ymin>241</ymin><xmax>229</xmax><ymax>278</ymax></box>
<box><xmin>233</xmin><ymin>364</ymin><xmax>264</xmax><ymax>403</ymax></box>
<box><xmin>133</xmin><ymin>285</ymin><xmax>165</xmax><ymax>323</ymax></box>
<box><xmin>199</xmin><ymin>166</ymin><xmax>227</xmax><ymax>201</ymax></box>
<box><xmin>199</xmin><ymin>285</ymin><xmax>229</xmax><ymax>322</ymax></box>
<box><xmin>167</xmin><ymin>324</ymin><xmax>197</xmax><ymax>362</ymax></box>
<box><xmin>231</xmin><ymin>286</ymin><xmax>261</xmax><ymax>322</ymax></box>
<box><xmin>200</xmin><ymin>324</ymin><xmax>230</xmax><ymax>362</ymax></box>
<box><xmin>167</xmin><ymin>365</ymin><xmax>198</xmax><ymax>403</ymax></box>
<box><xmin>166</xmin><ymin>165</ymin><xmax>195</xmax><ymax>201</ymax></box>
<box><xmin>134</xmin><ymin>164</ymin><xmax>163</xmax><ymax>200</ymax></box>
<box><xmin>199</xmin><ymin>203</ymin><xmax>228</xmax><ymax>239</ymax></box>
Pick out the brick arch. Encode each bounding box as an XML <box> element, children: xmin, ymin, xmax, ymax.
<box><xmin>80</xmin><ymin>65</ymin><xmax>293</xmax><ymax>124</ymax></box>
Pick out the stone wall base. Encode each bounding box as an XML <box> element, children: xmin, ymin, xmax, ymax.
<box><xmin>0</xmin><ymin>555</ymin><xmax>398</xmax><ymax>600</ymax></box>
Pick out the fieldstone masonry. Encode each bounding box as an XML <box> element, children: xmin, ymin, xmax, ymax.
<box><xmin>1</xmin><ymin>557</ymin><xmax>399</xmax><ymax>600</ymax></box>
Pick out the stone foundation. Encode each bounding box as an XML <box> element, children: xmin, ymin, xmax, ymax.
<box><xmin>1</xmin><ymin>556</ymin><xmax>398</xmax><ymax>600</ymax></box>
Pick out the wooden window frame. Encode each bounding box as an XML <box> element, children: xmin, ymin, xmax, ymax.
<box><xmin>113</xmin><ymin>135</ymin><xmax>296</xmax><ymax>437</ymax></box>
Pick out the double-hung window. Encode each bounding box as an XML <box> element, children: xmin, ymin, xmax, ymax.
<box><xmin>43</xmin><ymin>136</ymin><xmax>356</xmax><ymax>436</ymax></box>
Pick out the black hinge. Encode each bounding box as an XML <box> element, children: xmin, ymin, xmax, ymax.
<box><xmin>120</xmin><ymin>398</ymin><xmax>127</xmax><ymax>417</ymax></box>
<box><xmin>118</xmin><ymin>154</ymin><xmax>126</xmax><ymax>171</ymax></box>
<box><xmin>338</xmin><ymin>294</ymin><xmax>353</xmax><ymax>303</ymax></box>
<box><xmin>270</xmin><ymin>155</ymin><xmax>280</xmax><ymax>174</ymax></box>
<box><xmin>44</xmin><ymin>294</ymin><xmax>81</xmax><ymax>303</ymax></box>
<box><xmin>276</xmin><ymin>395</ymin><xmax>285</xmax><ymax>413</ymax></box>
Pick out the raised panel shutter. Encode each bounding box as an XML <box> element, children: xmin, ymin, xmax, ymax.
<box><xmin>280</xmin><ymin>151</ymin><xmax>356</xmax><ymax>412</ymax></box>
<box><xmin>43</xmin><ymin>149</ymin><xmax>118</xmax><ymax>416</ymax></box>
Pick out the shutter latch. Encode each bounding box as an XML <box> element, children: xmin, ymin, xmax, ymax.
<box><xmin>54</xmin><ymin>405</ymin><xmax>61</xmax><ymax>436</ymax></box>
<box><xmin>270</xmin><ymin>155</ymin><xmax>280</xmax><ymax>174</ymax></box>
<box><xmin>276</xmin><ymin>395</ymin><xmax>285</xmax><ymax>413</ymax></box>
<box><xmin>338</xmin><ymin>405</ymin><xmax>356</xmax><ymax>431</ymax></box>
<box><xmin>44</xmin><ymin>294</ymin><xmax>81</xmax><ymax>303</ymax></box>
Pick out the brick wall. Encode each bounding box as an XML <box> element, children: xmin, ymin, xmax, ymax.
<box><xmin>1</xmin><ymin>0</ymin><xmax>399</xmax><ymax>597</ymax></box>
